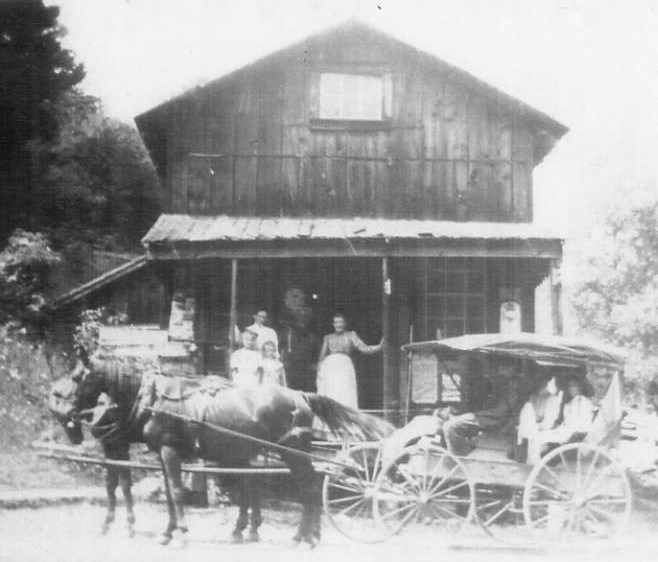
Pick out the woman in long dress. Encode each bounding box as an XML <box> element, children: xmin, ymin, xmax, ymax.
<box><xmin>316</xmin><ymin>313</ymin><xmax>383</xmax><ymax>409</ymax></box>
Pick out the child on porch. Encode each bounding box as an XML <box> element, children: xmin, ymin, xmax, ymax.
<box><xmin>259</xmin><ymin>340</ymin><xmax>287</xmax><ymax>386</ymax></box>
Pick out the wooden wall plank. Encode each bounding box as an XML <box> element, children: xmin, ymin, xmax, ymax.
<box><xmin>160</xmin><ymin>37</ymin><xmax>544</xmax><ymax>222</ymax></box>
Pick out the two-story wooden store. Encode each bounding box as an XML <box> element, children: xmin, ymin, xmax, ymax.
<box><xmin>136</xmin><ymin>21</ymin><xmax>567</xmax><ymax>416</ymax></box>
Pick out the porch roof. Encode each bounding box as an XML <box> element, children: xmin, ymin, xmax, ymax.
<box><xmin>142</xmin><ymin>214</ymin><xmax>563</xmax><ymax>260</ymax></box>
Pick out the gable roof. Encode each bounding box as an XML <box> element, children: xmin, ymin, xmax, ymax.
<box><xmin>135</xmin><ymin>19</ymin><xmax>568</xmax><ymax>146</ymax></box>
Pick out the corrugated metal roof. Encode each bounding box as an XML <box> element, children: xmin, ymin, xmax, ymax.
<box><xmin>142</xmin><ymin>214</ymin><xmax>563</xmax><ymax>245</ymax></box>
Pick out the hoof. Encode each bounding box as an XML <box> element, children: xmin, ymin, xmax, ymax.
<box><xmin>159</xmin><ymin>534</ymin><xmax>173</xmax><ymax>546</ymax></box>
<box><xmin>175</xmin><ymin>530</ymin><xmax>188</xmax><ymax>549</ymax></box>
<box><xmin>292</xmin><ymin>532</ymin><xmax>303</xmax><ymax>544</ymax></box>
<box><xmin>126</xmin><ymin>525</ymin><xmax>135</xmax><ymax>539</ymax></box>
<box><xmin>100</xmin><ymin>524</ymin><xmax>110</xmax><ymax>536</ymax></box>
<box><xmin>247</xmin><ymin>530</ymin><xmax>260</xmax><ymax>543</ymax></box>
<box><xmin>231</xmin><ymin>531</ymin><xmax>244</xmax><ymax>544</ymax></box>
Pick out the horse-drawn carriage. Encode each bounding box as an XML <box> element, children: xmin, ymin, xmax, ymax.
<box><xmin>323</xmin><ymin>333</ymin><xmax>630</xmax><ymax>545</ymax></box>
<box><xmin>48</xmin><ymin>332</ymin><xmax>630</xmax><ymax>548</ymax></box>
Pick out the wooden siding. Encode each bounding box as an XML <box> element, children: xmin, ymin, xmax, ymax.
<box><xmin>150</xmin><ymin>33</ymin><xmax>546</xmax><ymax>222</ymax></box>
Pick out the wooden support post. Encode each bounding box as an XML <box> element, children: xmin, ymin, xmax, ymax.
<box><xmin>227</xmin><ymin>258</ymin><xmax>239</xmax><ymax>374</ymax></box>
<box><xmin>381</xmin><ymin>257</ymin><xmax>397</xmax><ymax>422</ymax></box>
<box><xmin>550</xmin><ymin>259</ymin><xmax>563</xmax><ymax>336</ymax></box>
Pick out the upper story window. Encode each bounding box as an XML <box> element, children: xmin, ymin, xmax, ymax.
<box><xmin>319</xmin><ymin>73</ymin><xmax>384</xmax><ymax>121</ymax></box>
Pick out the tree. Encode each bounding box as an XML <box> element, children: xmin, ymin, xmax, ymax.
<box><xmin>569</xmin><ymin>189</ymin><xmax>658</xmax><ymax>395</ymax></box>
<box><xmin>41</xmin><ymin>91</ymin><xmax>162</xmax><ymax>277</ymax></box>
<box><xmin>0</xmin><ymin>0</ymin><xmax>84</xmax><ymax>242</ymax></box>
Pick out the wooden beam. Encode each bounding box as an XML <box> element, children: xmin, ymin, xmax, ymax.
<box><xmin>381</xmin><ymin>257</ymin><xmax>397</xmax><ymax>422</ymax></box>
<box><xmin>228</xmin><ymin>258</ymin><xmax>239</xmax><ymax>373</ymax></box>
<box><xmin>145</xmin><ymin>238</ymin><xmax>563</xmax><ymax>261</ymax></box>
<box><xmin>550</xmin><ymin>258</ymin><xmax>563</xmax><ymax>335</ymax></box>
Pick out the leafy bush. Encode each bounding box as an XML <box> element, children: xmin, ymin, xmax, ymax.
<box><xmin>0</xmin><ymin>230</ymin><xmax>61</xmax><ymax>327</ymax></box>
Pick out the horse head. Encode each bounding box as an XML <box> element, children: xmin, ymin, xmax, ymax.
<box><xmin>49</xmin><ymin>358</ymin><xmax>107</xmax><ymax>444</ymax></box>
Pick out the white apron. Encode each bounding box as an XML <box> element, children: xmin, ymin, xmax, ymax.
<box><xmin>316</xmin><ymin>353</ymin><xmax>358</xmax><ymax>409</ymax></box>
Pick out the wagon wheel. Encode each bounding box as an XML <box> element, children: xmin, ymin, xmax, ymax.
<box><xmin>523</xmin><ymin>443</ymin><xmax>632</xmax><ymax>544</ymax></box>
<box><xmin>475</xmin><ymin>484</ymin><xmax>531</xmax><ymax>545</ymax></box>
<box><xmin>322</xmin><ymin>442</ymin><xmax>389</xmax><ymax>543</ymax></box>
<box><xmin>373</xmin><ymin>442</ymin><xmax>474</xmax><ymax>538</ymax></box>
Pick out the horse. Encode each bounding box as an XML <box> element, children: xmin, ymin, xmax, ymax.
<box><xmin>49</xmin><ymin>359</ymin><xmax>145</xmax><ymax>537</ymax></box>
<box><xmin>52</xmin><ymin>357</ymin><xmax>394</xmax><ymax>547</ymax></box>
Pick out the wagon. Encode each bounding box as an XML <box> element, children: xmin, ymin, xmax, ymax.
<box><xmin>322</xmin><ymin>333</ymin><xmax>631</xmax><ymax>545</ymax></box>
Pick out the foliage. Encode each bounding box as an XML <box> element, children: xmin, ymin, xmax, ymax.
<box><xmin>41</xmin><ymin>91</ymin><xmax>162</xmax><ymax>261</ymax></box>
<box><xmin>0</xmin><ymin>230</ymin><xmax>61</xmax><ymax>326</ymax></box>
<box><xmin>569</xmin><ymin>191</ymin><xmax>658</xmax><ymax>396</ymax></box>
<box><xmin>72</xmin><ymin>306</ymin><xmax>131</xmax><ymax>359</ymax></box>
<box><xmin>0</xmin><ymin>0</ymin><xmax>84</xmax><ymax>241</ymax></box>
<box><xmin>0</xmin><ymin>324</ymin><xmax>62</xmax><ymax>447</ymax></box>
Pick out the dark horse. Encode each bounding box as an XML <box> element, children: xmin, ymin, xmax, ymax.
<box><xmin>49</xmin><ymin>359</ymin><xmax>144</xmax><ymax>537</ymax></box>
<box><xmin>51</xmin><ymin>357</ymin><xmax>393</xmax><ymax>547</ymax></box>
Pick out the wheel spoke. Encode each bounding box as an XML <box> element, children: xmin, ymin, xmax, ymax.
<box><xmin>483</xmin><ymin>500</ymin><xmax>514</xmax><ymax>526</ymax></box>
<box><xmin>529</xmin><ymin>513</ymin><xmax>550</xmax><ymax>529</ymax></box>
<box><xmin>585</xmin><ymin>498</ymin><xmax>627</xmax><ymax>506</ymax></box>
<box><xmin>540</xmin><ymin>464</ymin><xmax>563</xmax><ymax>487</ymax></box>
<box><xmin>329</xmin><ymin>481</ymin><xmax>364</xmax><ymax>494</ymax></box>
<box><xmin>327</xmin><ymin>493</ymin><xmax>368</xmax><ymax>506</ymax></box>
<box><xmin>586</xmin><ymin>503</ymin><xmax>621</xmax><ymax>523</ymax></box>
<box><xmin>337</xmin><ymin>497</ymin><xmax>366</xmax><ymax>517</ymax></box>
<box><xmin>421</xmin><ymin>449</ymin><xmax>430</xmax><ymax>491</ymax></box>
<box><xmin>426</xmin><ymin>462</ymin><xmax>461</xmax><ymax>495</ymax></box>
<box><xmin>531</xmin><ymin>480</ymin><xmax>569</xmax><ymax>500</ymax></box>
<box><xmin>396</xmin><ymin>464</ymin><xmax>423</xmax><ymax>493</ymax></box>
<box><xmin>430</xmin><ymin>478</ymin><xmax>469</xmax><ymax>499</ymax></box>
<box><xmin>379</xmin><ymin>500</ymin><xmax>417</xmax><ymax>521</ymax></box>
<box><xmin>580</xmin><ymin>450</ymin><xmax>601</xmax><ymax>492</ymax></box>
<box><xmin>427</xmin><ymin>501</ymin><xmax>465</xmax><ymax>521</ymax></box>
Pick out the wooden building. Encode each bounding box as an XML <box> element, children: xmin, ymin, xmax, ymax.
<box><xmin>136</xmin><ymin>21</ymin><xmax>567</xmax><ymax>416</ymax></box>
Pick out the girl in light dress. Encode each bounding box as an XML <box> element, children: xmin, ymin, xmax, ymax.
<box><xmin>259</xmin><ymin>340</ymin><xmax>287</xmax><ymax>387</ymax></box>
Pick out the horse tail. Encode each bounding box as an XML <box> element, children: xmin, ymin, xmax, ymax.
<box><xmin>302</xmin><ymin>393</ymin><xmax>395</xmax><ymax>441</ymax></box>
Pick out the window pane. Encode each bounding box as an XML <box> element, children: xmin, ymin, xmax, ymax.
<box><xmin>319</xmin><ymin>73</ymin><xmax>383</xmax><ymax>120</ymax></box>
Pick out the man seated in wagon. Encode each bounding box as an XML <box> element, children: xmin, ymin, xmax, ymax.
<box><xmin>384</xmin><ymin>355</ymin><xmax>526</xmax><ymax>460</ymax></box>
<box><xmin>440</xmin><ymin>356</ymin><xmax>524</xmax><ymax>456</ymax></box>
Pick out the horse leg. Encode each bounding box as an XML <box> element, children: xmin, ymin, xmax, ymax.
<box><xmin>231</xmin><ymin>476</ymin><xmax>249</xmax><ymax>543</ymax></box>
<box><xmin>160</xmin><ymin>445</ymin><xmax>189</xmax><ymax>547</ymax></box>
<box><xmin>247</xmin><ymin>476</ymin><xmax>262</xmax><ymax>542</ymax></box>
<box><xmin>158</xmin><ymin>451</ymin><xmax>177</xmax><ymax>545</ymax></box>
<box><xmin>101</xmin><ymin>466</ymin><xmax>119</xmax><ymax>535</ymax></box>
<box><xmin>280</xmin><ymin>429</ymin><xmax>320</xmax><ymax>547</ymax></box>
<box><xmin>107</xmin><ymin>442</ymin><xmax>136</xmax><ymax>537</ymax></box>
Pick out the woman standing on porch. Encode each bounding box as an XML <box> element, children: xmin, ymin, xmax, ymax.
<box><xmin>316</xmin><ymin>313</ymin><xmax>383</xmax><ymax>409</ymax></box>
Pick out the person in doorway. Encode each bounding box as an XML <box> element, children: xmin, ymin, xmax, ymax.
<box><xmin>316</xmin><ymin>313</ymin><xmax>383</xmax><ymax>409</ymax></box>
<box><xmin>230</xmin><ymin>330</ymin><xmax>262</xmax><ymax>389</ymax></box>
<box><xmin>245</xmin><ymin>309</ymin><xmax>279</xmax><ymax>353</ymax></box>
<box><xmin>259</xmin><ymin>340</ymin><xmax>287</xmax><ymax>387</ymax></box>
<box><xmin>280</xmin><ymin>304</ymin><xmax>319</xmax><ymax>392</ymax></box>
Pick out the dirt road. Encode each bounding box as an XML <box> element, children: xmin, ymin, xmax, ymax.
<box><xmin>1</xmin><ymin>502</ymin><xmax>657</xmax><ymax>562</ymax></box>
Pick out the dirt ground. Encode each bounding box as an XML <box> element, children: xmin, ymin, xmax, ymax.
<box><xmin>1</xmin><ymin>501</ymin><xmax>657</xmax><ymax>562</ymax></box>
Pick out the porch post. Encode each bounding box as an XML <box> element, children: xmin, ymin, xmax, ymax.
<box><xmin>381</xmin><ymin>257</ymin><xmax>396</xmax><ymax>422</ymax></box>
<box><xmin>550</xmin><ymin>258</ymin><xmax>563</xmax><ymax>336</ymax></box>
<box><xmin>227</xmin><ymin>258</ymin><xmax>239</xmax><ymax>374</ymax></box>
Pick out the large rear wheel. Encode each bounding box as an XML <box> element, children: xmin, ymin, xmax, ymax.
<box><xmin>523</xmin><ymin>443</ymin><xmax>632</xmax><ymax>544</ymax></box>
